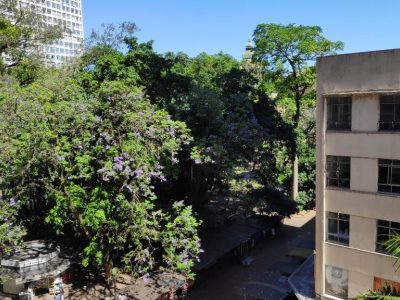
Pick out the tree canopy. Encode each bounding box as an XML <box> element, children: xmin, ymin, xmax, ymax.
<box><xmin>253</xmin><ymin>23</ymin><xmax>343</xmax><ymax>205</ymax></box>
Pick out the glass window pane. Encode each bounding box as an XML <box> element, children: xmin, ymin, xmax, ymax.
<box><xmin>338</xmin><ymin>221</ymin><xmax>349</xmax><ymax>243</ymax></box>
<box><xmin>391</xmin><ymin>222</ymin><xmax>400</xmax><ymax>231</ymax></box>
<box><xmin>378</xmin><ymin>220</ymin><xmax>389</xmax><ymax>227</ymax></box>
<box><xmin>391</xmin><ymin>167</ymin><xmax>400</xmax><ymax>185</ymax></box>
<box><xmin>328</xmin><ymin>219</ymin><xmax>338</xmax><ymax>235</ymax></box>
<box><xmin>381</xmin><ymin>104</ymin><xmax>395</xmax><ymax>121</ymax></box>
<box><xmin>378</xmin><ymin>184</ymin><xmax>391</xmax><ymax>193</ymax></box>
<box><xmin>377</xmin><ymin>226</ymin><xmax>390</xmax><ymax>242</ymax></box>
<box><xmin>378</xmin><ymin>166</ymin><xmax>389</xmax><ymax>184</ymax></box>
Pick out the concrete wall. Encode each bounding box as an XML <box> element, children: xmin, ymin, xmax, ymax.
<box><xmin>350</xmin><ymin>158</ymin><xmax>378</xmax><ymax>193</ymax></box>
<box><xmin>352</xmin><ymin>94</ymin><xmax>379</xmax><ymax>132</ymax></box>
<box><xmin>316</xmin><ymin>49</ymin><xmax>400</xmax><ymax>299</ymax></box>
<box><xmin>326</xmin><ymin>132</ymin><xmax>400</xmax><ymax>160</ymax></box>
<box><xmin>317</xmin><ymin>49</ymin><xmax>400</xmax><ymax>95</ymax></box>
<box><xmin>324</xmin><ymin>243</ymin><xmax>400</xmax><ymax>299</ymax></box>
<box><xmin>326</xmin><ymin>189</ymin><xmax>400</xmax><ymax>223</ymax></box>
<box><xmin>349</xmin><ymin>215</ymin><xmax>376</xmax><ymax>251</ymax></box>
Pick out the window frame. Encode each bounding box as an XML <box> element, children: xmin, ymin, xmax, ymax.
<box><xmin>376</xmin><ymin>220</ymin><xmax>400</xmax><ymax>253</ymax></box>
<box><xmin>378</xmin><ymin>159</ymin><xmax>400</xmax><ymax>194</ymax></box>
<box><xmin>326</xmin><ymin>156</ymin><xmax>351</xmax><ymax>189</ymax></box>
<box><xmin>379</xmin><ymin>95</ymin><xmax>400</xmax><ymax>131</ymax></box>
<box><xmin>326</xmin><ymin>97</ymin><xmax>352</xmax><ymax>131</ymax></box>
<box><xmin>326</xmin><ymin>212</ymin><xmax>350</xmax><ymax>246</ymax></box>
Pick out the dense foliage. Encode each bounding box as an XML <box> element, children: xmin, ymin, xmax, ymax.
<box><xmin>0</xmin><ymin>70</ymin><xmax>202</xmax><ymax>279</ymax></box>
<box><xmin>253</xmin><ymin>23</ymin><xmax>343</xmax><ymax>206</ymax></box>
<box><xmin>0</xmin><ymin>15</ymin><xmax>342</xmax><ymax>284</ymax></box>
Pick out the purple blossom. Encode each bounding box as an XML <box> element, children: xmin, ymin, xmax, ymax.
<box><xmin>112</xmin><ymin>156</ymin><xmax>124</xmax><ymax>171</ymax></box>
<box><xmin>134</xmin><ymin>168</ymin><xmax>144</xmax><ymax>178</ymax></box>
<box><xmin>204</xmin><ymin>146</ymin><xmax>212</xmax><ymax>153</ymax></box>
<box><xmin>180</xmin><ymin>253</ymin><xmax>189</xmax><ymax>262</ymax></box>
<box><xmin>9</xmin><ymin>197</ymin><xmax>15</xmax><ymax>206</ymax></box>
<box><xmin>172</xmin><ymin>157</ymin><xmax>179</xmax><ymax>164</ymax></box>
<box><xmin>251</xmin><ymin>116</ymin><xmax>258</xmax><ymax>125</ymax></box>
<box><xmin>168</xmin><ymin>127</ymin><xmax>175</xmax><ymax>135</ymax></box>
<box><xmin>156</xmin><ymin>163</ymin><xmax>164</xmax><ymax>170</ymax></box>
<box><xmin>159</xmin><ymin>175</ymin><xmax>166</xmax><ymax>182</ymax></box>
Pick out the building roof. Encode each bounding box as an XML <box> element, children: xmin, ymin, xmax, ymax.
<box><xmin>0</xmin><ymin>240</ymin><xmax>71</xmax><ymax>284</ymax></box>
<box><xmin>288</xmin><ymin>254</ymin><xmax>315</xmax><ymax>300</ymax></box>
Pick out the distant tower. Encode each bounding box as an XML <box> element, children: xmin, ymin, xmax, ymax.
<box><xmin>242</xmin><ymin>38</ymin><xmax>254</xmax><ymax>65</ymax></box>
<box><xmin>241</xmin><ymin>38</ymin><xmax>262</xmax><ymax>80</ymax></box>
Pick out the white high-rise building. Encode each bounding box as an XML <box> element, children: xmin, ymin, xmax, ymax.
<box><xmin>18</xmin><ymin>0</ymin><xmax>84</xmax><ymax>66</ymax></box>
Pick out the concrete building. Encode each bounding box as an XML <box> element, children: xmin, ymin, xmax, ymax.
<box><xmin>17</xmin><ymin>0</ymin><xmax>84</xmax><ymax>65</ymax></box>
<box><xmin>315</xmin><ymin>49</ymin><xmax>400</xmax><ymax>299</ymax></box>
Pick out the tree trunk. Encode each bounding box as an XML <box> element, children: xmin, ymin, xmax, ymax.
<box><xmin>292</xmin><ymin>155</ymin><xmax>299</xmax><ymax>201</ymax></box>
<box><xmin>105</xmin><ymin>251</ymin><xmax>113</xmax><ymax>285</ymax></box>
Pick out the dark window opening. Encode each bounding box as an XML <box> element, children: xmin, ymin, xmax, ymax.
<box><xmin>326</xmin><ymin>156</ymin><xmax>351</xmax><ymax>188</ymax></box>
<box><xmin>376</xmin><ymin>220</ymin><xmax>400</xmax><ymax>253</ymax></box>
<box><xmin>326</xmin><ymin>212</ymin><xmax>350</xmax><ymax>245</ymax></box>
<box><xmin>327</xmin><ymin>97</ymin><xmax>352</xmax><ymax>131</ymax></box>
<box><xmin>378</xmin><ymin>159</ymin><xmax>400</xmax><ymax>194</ymax></box>
<box><xmin>379</xmin><ymin>95</ymin><xmax>400</xmax><ymax>131</ymax></box>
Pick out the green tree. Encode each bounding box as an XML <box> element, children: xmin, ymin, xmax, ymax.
<box><xmin>385</xmin><ymin>234</ymin><xmax>400</xmax><ymax>271</ymax></box>
<box><xmin>79</xmin><ymin>23</ymin><xmax>296</xmax><ymax>219</ymax></box>
<box><xmin>0</xmin><ymin>71</ymin><xmax>200</xmax><ymax>281</ymax></box>
<box><xmin>0</xmin><ymin>197</ymin><xmax>26</xmax><ymax>283</ymax></box>
<box><xmin>253</xmin><ymin>23</ymin><xmax>343</xmax><ymax>201</ymax></box>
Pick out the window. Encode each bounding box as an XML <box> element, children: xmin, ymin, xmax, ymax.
<box><xmin>379</xmin><ymin>95</ymin><xmax>400</xmax><ymax>131</ymax></box>
<box><xmin>327</xmin><ymin>97</ymin><xmax>352</xmax><ymax>130</ymax></box>
<box><xmin>376</xmin><ymin>220</ymin><xmax>400</xmax><ymax>253</ymax></box>
<box><xmin>326</xmin><ymin>212</ymin><xmax>349</xmax><ymax>245</ymax></box>
<box><xmin>326</xmin><ymin>156</ymin><xmax>350</xmax><ymax>188</ymax></box>
<box><xmin>325</xmin><ymin>265</ymin><xmax>348</xmax><ymax>299</ymax></box>
<box><xmin>378</xmin><ymin>159</ymin><xmax>400</xmax><ymax>194</ymax></box>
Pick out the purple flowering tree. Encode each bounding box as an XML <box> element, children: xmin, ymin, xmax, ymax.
<box><xmin>0</xmin><ymin>75</ymin><xmax>200</xmax><ymax>282</ymax></box>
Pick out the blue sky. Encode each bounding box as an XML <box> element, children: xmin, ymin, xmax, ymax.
<box><xmin>82</xmin><ymin>0</ymin><xmax>400</xmax><ymax>60</ymax></box>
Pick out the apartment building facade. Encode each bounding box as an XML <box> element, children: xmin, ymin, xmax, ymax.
<box><xmin>18</xmin><ymin>0</ymin><xmax>84</xmax><ymax>65</ymax></box>
<box><xmin>315</xmin><ymin>49</ymin><xmax>400</xmax><ymax>299</ymax></box>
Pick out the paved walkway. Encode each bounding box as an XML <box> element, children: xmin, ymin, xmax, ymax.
<box><xmin>188</xmin><ymin>210</ymin><xmax>316</xmax><ymax>300</ymax></box>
